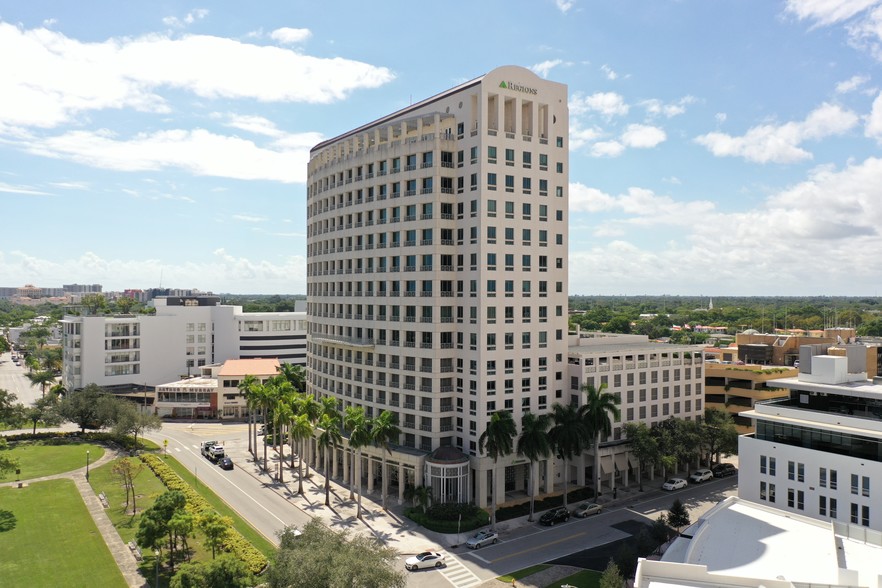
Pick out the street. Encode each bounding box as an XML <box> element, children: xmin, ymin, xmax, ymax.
<box><xmin>0</xmin><ymin>351</ymin><xmax>41</xmax><ymax>406</ymax></box>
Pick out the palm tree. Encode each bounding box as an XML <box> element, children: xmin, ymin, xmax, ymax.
<box><xmin>371</xmin><ymin>410</ymin><xmax>401</xmax><ymax>510</ymax></box>
<box><xmin>26</xmin><ymin>369</ymin><xmax>56</xmax><ymax>398</ymax></box>
<box><xmin>580</xmin><ymin>382</ymin><xmax>621</xmax><ymax>500</ymax></box>
<box><xmin>316</xmin><ymin>412</ymin><xmax>342</xmax><ymax>506</ymax></box>
<box><xmin>344</xmin><ymin>406</ymin><xmax>372</xmax><ymax>519</ymax></box>
<box><xmin>255</xmin><ymin>383</ymin><xmax>275</xmax><ymax>472</ymax></box>
<box><xmin>296</xmin><ymin>394</ymin><xmax>322</xmax><ymax>473</ymax></box>
<box><xmin>273</xmin><ymin>397</ymin><xmax>294</xmax><ymax>483</ymax></box>
<box><xmin>278</xmin><ymin>363</ymin><xmax>306</xmax><ymax>392</ymax></box>
<box><xmin>517</xmin><ymin>412</ymin><xmax>551</xmax><ymax>522</ymax></box>
<box><xmin>548</xmin><ymin>402</ymin><xmax>587</xmax><ymax>511</ymax></box>
<box><xmin>289</xmin><ymin>412</ymin><xmax>313</xmax><ymax>495</ymax></box>
<box><xmin>478</xmin><ymin>410</ymin><xmax>517</xmax><ymax>530</ymax></box>
<box><xmin>237</xmin><ymin>375</ymin><xmax>260</xmax><ymax>457</ymax></box>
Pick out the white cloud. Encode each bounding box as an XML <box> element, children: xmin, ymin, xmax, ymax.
<box><xmin>0</xmin><ymin>181</ymin><xmax>52</xmax><ymax>196</ymax></box>
<box><xmin>269</xmin><ymin>27</ymin><xmax>312</xmax><ymax>45</ymax></box>
<box><xmin>600</xmin><ymin>64</ymin><xmax>618</xmax><ymax>80</ymax></box>
<box><xmin>568</xmin><ymin>123</ymin><xmax>603</xmax><ymax>150</ymax></box>
<box><xmin>570</xmin><ymin>183</ymin><xmax>716</xmax><ymax>225</ymax></box>
<box><xmin>620</xmin><ymin>124</ymin><xmax>666</xmax><ymax>148</ymax></box>
<box><xmin>715</xmin><ymin>112</ymin><xmax>728</xmax><ymax>124</ymax></box>
<box><xmin>590</xmin><ymin>140</ymin><xmax>625</xmax><ymax>157</ymax></box>
<box><xmin>0</xmin><ymin>22</ymin><xmax>395</xmax><ymax>130</ymax></box>
<box><xmin>866</xmin><ymin>91</ymin><xmax>882</xmax><ymax>138</ymax></box>
<box><xmin>20</xmin><ymin>127</ymin><xmax>323</xmax><ymax>183</ymax></box>
<box><xmin>784</xmin><ymin>0</ymin><xmax>880</xmax><ymax>26</ymax></box>
<box><xmin>570</xmin><ymin>92</ymin><xmax>629</xmax><ymax>117</ymax></box>
<box><xmin>163</xmin><ymin>9</ymin><xmax>210</xmax><ymax>28</ymax></box>
<box><xmin>225</xmin><ymin>114</ymin><xmax>284</xmax><ymax>137</ymax></box>
<box><xmin>641</xmin><ymin>96</ymin><xmax>696</xmax><ymax>118</ymax></box>
<box><xmin>694</xmin><ymin>102</ymin><xmax>859</xmax><ymax>163</ymax></box>
<box><xmin>530</xmin><ymin>59</ymin><xmax>567</xmax><ymax>78</ymax></box>
<box><xmin>232</xmin><ymin>214</ymin><xmax>268</xmax><ymax>223</ymax></box>
<box><xmin>836</xmin><ymin>74</ymin><xmax>870</xmax><ymax>93</ymax></box>
<box><xmin>555</xmin><ymin>0</ymin><xmax>575</xmax><ymax>14</ymax></box>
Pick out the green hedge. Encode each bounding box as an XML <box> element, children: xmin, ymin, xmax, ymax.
<box><xmin>405</xmin><ymin>507</ymin><xmax>489</xmax><ymax>533</ymax></box>
<box><xmin>3</xmin><ymin>431</ymin><xmax>157</xmax><ymax>451</ymax></box>
<box><xmin>495</xmin><ymin>487</ymin><xmax>594</xmax><ymax>522</ymax></box>
<box><xmin>140</xmin><ymin>454</ymin><xmax>268</xmax><ymax>574</ymax></box>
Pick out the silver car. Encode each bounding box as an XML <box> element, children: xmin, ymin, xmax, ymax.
<box><xmin>465</xmin><ymin>530</ymin><xmax>498</xmax><ymax>548</ymax></box>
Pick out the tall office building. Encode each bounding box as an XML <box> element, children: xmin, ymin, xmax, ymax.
<box><xmin>306</xmin><ymin>66</ymin><xmax>569</xmax><ymax>506</ymax></box>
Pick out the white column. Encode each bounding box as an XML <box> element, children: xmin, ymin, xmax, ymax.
<box><xmin>494</xmin><ymin>465</ymin><xmax>505</xmax><ymax>506</ymax></box>
<box><xmin>367</xmin><ymin>457</ymin><xmax>375</xmax><ymax>493</ymax></box>
<box><xmin>476</xmin><ymin>467</ymin><xmax>488</xmax><ymax>508</ymax></box>
<box><xmin>398</xmin><ymin>463</ymin><xmax>405</xmax><ymax>504</ymax></box>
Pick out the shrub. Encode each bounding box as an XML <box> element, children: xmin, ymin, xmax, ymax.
<box><xmin>405</xmin><ymin>507</ymin><xmax>489</xmax><ymax>533</ymax></box>
<box><xmin>425</xmin><ymin>502</ymin><xmax>481</xmax><ymax>521</ymax></box>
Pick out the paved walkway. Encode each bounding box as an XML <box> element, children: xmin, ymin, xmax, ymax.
<box><xmin>0</xmin><ymin>438</ymin><xmax>148</xmax><ymax>588</ymax></box>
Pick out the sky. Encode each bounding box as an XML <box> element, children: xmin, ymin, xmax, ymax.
<box><xmin>2</xmin><ymin>0</ymin><xmax>882</xmax><ymax>297</ymax></box>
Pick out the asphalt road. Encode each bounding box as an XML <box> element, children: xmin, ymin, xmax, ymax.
<box><xmin>0</xmin><ymin>351</ymin><xmax>42</xmax><ymax>405</ymax></box>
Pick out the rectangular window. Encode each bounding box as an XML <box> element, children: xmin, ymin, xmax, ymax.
<box><xmin>760</xmin><ymin>481</ymin><xmax>767</xmax><ymax>501</ymax></box>
<box><xmin>761</xmin><ymin>456</ymin><xmax>767</xmax><ymax>475</ymax></box>
<box><xmin>863</xmin><ymin>476</ymin><xmax>870</xmax><ymax>497</ymax></box>
<box><xmin>830</xmin><ymin>469</ymin><xmax>837</xmax><ymax>490</ymax></box>
<box><xmin>852</xmin><ymin>474</ymin><xmax>859</xmax><ymax>495</ymax></box>
<box><xmin>851</xmin><ymin>503</ymin><xmax>859</xmax><ymax>524</ymax></box>
<box><xmin>797</xmin><ymin>490</ymin><xmax>804</xmax><ymax>511</ymax></box>
<box><xmin>788</xmin><ymin>488</ymin><xmax>795</xmax><ymax>508</ymax></box>
<box><xmin>797</xmin><ymin>462</ymin><xmax>804</xmax><ymax>483</ymax></box>
<box><xmin>862</xmin><ymin>505</ymin><xmax>869</xmax><ymax>527</ymax></box>
<box><xmin>819</xmin><ymin>467</ymin><xmax>827</xmax><ymax>488</ymax></box>
<box><xmin>819</xmin><ymin>495</ymin><xmax>827</xmax><ymax>517</ymax></box>
<box><xmin>830</xmin><ymin>498</ymin><xmax>837</xmax><ymax>519</ymax></box>
<box><xmin>769</xmin><ymin>483</ymin><xmax>776</xmax><ymax>503</ymax></box>
<box><xmin>769</xmin><ymin>457</ymin><xmax>776</xmax><ymax>477</ymax></box>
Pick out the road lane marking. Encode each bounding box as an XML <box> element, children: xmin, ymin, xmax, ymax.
<box><xmin>485</xmin><ymin>531</ymin><xmax>586</xmax><ymax>564</ymax></box>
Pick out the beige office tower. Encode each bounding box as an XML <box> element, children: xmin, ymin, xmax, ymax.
<box><xmin>306</xmin><ymin>66</ymin><xmax>568</xmax><ymax>507</ymax></box>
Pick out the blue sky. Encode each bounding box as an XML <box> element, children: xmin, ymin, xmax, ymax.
<box><xmin>2</xmin><ymin>0</ymin><xmax>882</xmax><ymax>296</ymax></box>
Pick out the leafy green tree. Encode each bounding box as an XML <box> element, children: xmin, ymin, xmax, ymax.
<box><xmin>112</xmin><ymin>457</ymin><xmax>145</xmax><ymax>513</ymax></box>
<box><xmin>171</xmin><ymin>554</ymin><xmax>253</xmax><ymax>588</ymax></box>
<box><xmin>613</xmin><ymin>541</ymin><xmax>637</xmax><ymax>579</ymax></box>
<box><xmin>278</xmin><ymin>363</ymin><xmax>306</xmax><ymax>392</ymax></box>
<box><xmin>517</xmin><ymin>411</ymin><xmax>551</xmax><ymax>522</ymax></box>
<box><xmin>59</xmin><ymin>384</ymin><xmax>117</xmax><ymax>431</ymax></box>
<box><xmin>115</xmin><ymin>296</ymin><xmax>136</xmax><ymax>314</ymax></box>
<box><xmin>548</xmin><ymin>402</ymin><xmax>587</xmax><ymax>510</ymax></box>
<box><xmin>316</xmin><ymin>412</ymin><xmax>342</xmax><ymax>507</ymax></box>
<box><xmin>169</xmin><ymin>511</ymin><xmax>195</xmax><ymax>562</ymax></box>
<box><xmin>602</xmin><ymin>315</ymin><xmax>632</xmax><ymax>334</ymax></box>
<box><xmin>81</xmin><ymin>293</ymin><xmax>107</xmax><ymax>315</ymax></box>
<box><xmin>667</xmin><ymin>498</ymin><xmax>691</xmax><ymax>534</ymax></box>
<box><xmin>25</xmin><ymin>393</ymin><xmax>61</xmax><ymax>434</ymax></box>
<box><xmin>266</xmin><ymin>519</ymin><xmax>405</xmax><ymax>588</ymax></box>
<box><xmin>0</xmin><ymin>437</ymin><xmax>19</xmax><ymax>475</ymax></box>
<box><xmin>137</xmin><ymin>490</ymin><xmax>187</xmax><ymax>571</ymax></box>
<box><xmin>599</xmin><ymin>559</ymin><xmax>625</xmax><ymax>588</ymax></box>
<box><xmin>479</xmin><ymin>410</ymin><xmax>517</xmax><ymax>530</ymax></box>
<box><xmin>371</xmin><ymin>410</ymin><xmax>401</xmax><ymax>510</ymax></box>
<box><xmin>702</xmin><ymin>408</ymin><xmax>738</xmax><ymax>465</ymax></box>
<box><xmin>197</xmin><ymin>511</ymin><xmax>232</xmax><ymax>559</ymax></box>
<box><xmin>624</xmin><ymin>422</ymin><xmax>658</xmax><ymax>491</ymax></box>
<box><xmin>112</xmin><ymin>401</ymin><xmax>162</xmax><ymax>448</ymax></box>
<box><xmin>580</xmin><ymin>381</ymin><xmax>621</xmax><ymax>499</ymax></box>
<box><xmin>0</xmin><ymin>389</ymin><xmax>20</xmax><ymax>425</ymax></box>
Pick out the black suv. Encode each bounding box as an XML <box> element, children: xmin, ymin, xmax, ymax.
<box><xmin>712</xmin><ymin>463</ymin><xmax>737</xmax><ymax>478</ymax></box>
<box><xmin>539</xmin><ymin>507</ymin><xmax>570</xmax><ymax>526</ymax></box>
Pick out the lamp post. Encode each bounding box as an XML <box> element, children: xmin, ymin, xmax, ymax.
<box><xmin>86</xmin><ymin>450</ymin><xmax>90</xmax><ymax>481</ymax></box>
<box><xmin>154</xmin><ymin>548</ymin><xmax>160</xmax><ymax>588</ymax></box>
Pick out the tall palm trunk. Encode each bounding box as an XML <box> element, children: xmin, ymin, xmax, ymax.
<box><xmin>278</xmin><ymin>423</ymin><xmax>285</xmax><ymax>483</ymax></box>
<box><xmin>324</xmin><ymin>445</ymin><xmax>332</xmax><ymax>506</ymax></box>
<box><xmin>594</xmin><ymin>432</ymin><xmax>601</xmax><ymax>500</ymax></box>
<box><xmin>349</xmin><ymin>448</ymin><xmax>355</xmax><ymax>500</ymax></box>
<box><xmin>247</xmin><ymin>406</ymin><xmax>253</xmax><ymax>456</ymax></box>
<box><xmin>380</xmin><ymin>455</ymin><xmax>387</xmax><ymax>510</ymax></box>
<box><xmin>490</xmin><ymin>460</ymin><xmax>498</xmax><ymax>530</ymax></box>
<box><xmin>263</xmin><ymin>406</ymin><xmax>269</xmax><ymax>472</ymax></box>
<box><xmin>562</xmin><ymin>457</ymin><xmax>570</xmax><ymax>510</ymax></box>
<box><xmin>356</xmin><ymin>449</ymin><xmax>364</xmax><ymax>518</ymax></box>
<box><xmin>297</xmin><ymin>438</ymin><xmax>305</xmax><ymax>495</ymax></box>
<box><xmin>527</xmin><ymin>460</ymin><xmax>536</xmax><ymax>522</ymax></box>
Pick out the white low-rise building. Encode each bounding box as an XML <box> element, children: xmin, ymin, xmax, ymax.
<box><xmin>61</xmin><ymin>295</ymin><xmax>306</xmax><ymax>392</ymax></box>
<box><xmin>739</xmin><ymin>344</ymin><xmax>882</xmax><ymax>532</ymax></box>
<box><xmin>636</xmin><ymin>495</ymin><xmax>882</xmax><ymax>587</ymax></box>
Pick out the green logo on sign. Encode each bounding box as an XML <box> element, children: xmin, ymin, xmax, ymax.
<box><xmin>499</xmin><ymin>81</ymin><xmax>508</xmax><ymax>89</ymax></box>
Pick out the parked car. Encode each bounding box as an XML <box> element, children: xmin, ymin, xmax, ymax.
<box><xmin>689</xmin><ymin>469</ymin><xmax>713</xmax><ymax>483</ymax></box>
<box><xmin>572</xmin><ymin>502</ymin><xmax>602</xmax><ymax>517</ymax></box>
<box><xmin>712</xmin><ymin>463</ymin><xmax>737</xmax><ymax>478</ymax></box>
<box><xmin>465</xmin><ymin>529</ymin><xmax>498</xmax><ymax>549</ymax></box>
<box><xmin>218</xmin><ymin>457</ymin><xmax>234</xmax><ymax>470</ymax></box>
<box><xmin>539</xmin><ymin>507</ymin><xmax>570</xmax><ymax>526</ymax></box>
<box><xmin>404</xmin><ymin>551</ymin><xmax>445</xmax><ymax>570</ymax></box>
<box><xmin>663</xmin><ymin>478</ymin><xmax>688</xmax><ymax>491</ymax></box>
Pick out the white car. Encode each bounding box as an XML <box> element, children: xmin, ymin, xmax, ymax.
<box><xmin>662</xmin><ymin>478</ymin><xmax>688</xmax><ymax>491</ymax></box>
<box><xmin>689</xmin><ymin>469</ymin><xmax>713</xmax><ymax>483</ymax></box>
<box><xmin>465</xmin><ymin>530</ymin><xmax>498</xmax><ymax>549</ymax></box>
<box><xmin>405</xmin><ymin>551</ymin><xmax>445</xmax><ymax>570</ymax></box>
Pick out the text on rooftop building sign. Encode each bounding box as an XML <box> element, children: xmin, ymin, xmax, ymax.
<box><xmin>499</xmin><ymin>81</ymin><xmax>538</xmax><ymax>95</ymax></box>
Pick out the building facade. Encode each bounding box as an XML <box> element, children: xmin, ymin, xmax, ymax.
<box><xmin>306</xmin><ymin>65</ymin><xmax>569</xmax><ymax>506</ymax></box>
<box><xmin>704</xmin><ymin>362</ymin><xmax>796</xmax><ymax>433</ymax></box>
<box><xmin>740</xmin><ymin>344</ymin><xmax>882</xmax><ymax>531</ymax></box>
<box><xmin>61</xmin><ymin>296</ymin><xmax>306</xmax><ymax>391</ymax></box>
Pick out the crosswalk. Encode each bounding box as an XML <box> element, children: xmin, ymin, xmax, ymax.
<box><xmin>438</xmin><ymin>551</ymin><xmax>483</xmax><ymax>588</ymax></box>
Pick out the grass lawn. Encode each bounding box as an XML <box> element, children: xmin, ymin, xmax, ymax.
<box><xmin>0</xmin><ymin>479</ymin><xmax>126</xmax><ymax>587</ymax></box>
<box><xmin>498</xmin><ymin>564</ymin><xmax>552</xmax><ymax>583</ymax></box>
<box><xmin>543</xmin><ymin>569</ymin><xmax>601</xmax><ymax>588</ymax></box>
<box><xmin>159</xmin><ymin>454</ymin><xmax>276</xmax><ymax>558</ymax></box>
<box><xmin>0</xmin><ymin>439</ymin><xmax>105</xmax><ymax>481</ymax></box>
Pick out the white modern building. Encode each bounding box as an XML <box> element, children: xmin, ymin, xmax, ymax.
<box><xmin>306</xmin><ymin>65</ymin><xmax>570</xmax><ymax>507</ymax></box>
<box><xmin>61</xmin><ymin>295</ymin><xmax>307</xmax><ymax>392</ymax></box>
<box><xmin>739</xmin><ymin>344</ymin><xmax>882</xmax><ymax>532</ymax></box>
<box><xmin>567</xmin><ymin>331</ymin><xmax>705</xmax><ymax>492</ymax></box>
<box><xmin>636</xmin><ymin>495</ymin><xmax>882</xmax><ymax>587</ymax></box>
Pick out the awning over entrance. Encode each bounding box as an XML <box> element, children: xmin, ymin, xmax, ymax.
<box><xmin>614</xmin><ymin>453</ymin><xmax>628</xmax><ymax>473</ymax></box>
<box><xmin>600</xmin><ymin>455</ymin><xmax>614</xmax><ymax>476</ymax></box>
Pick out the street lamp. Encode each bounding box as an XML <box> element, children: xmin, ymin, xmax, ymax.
<box><xmin>154</xmin><ymin>548</ymin><xmax>160</xmax><ymax>588</ymax></box>
<box><xmin>86</xmin><ymin>450</ymin><xmax>90</xmax><ymax>481</ymax></box>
